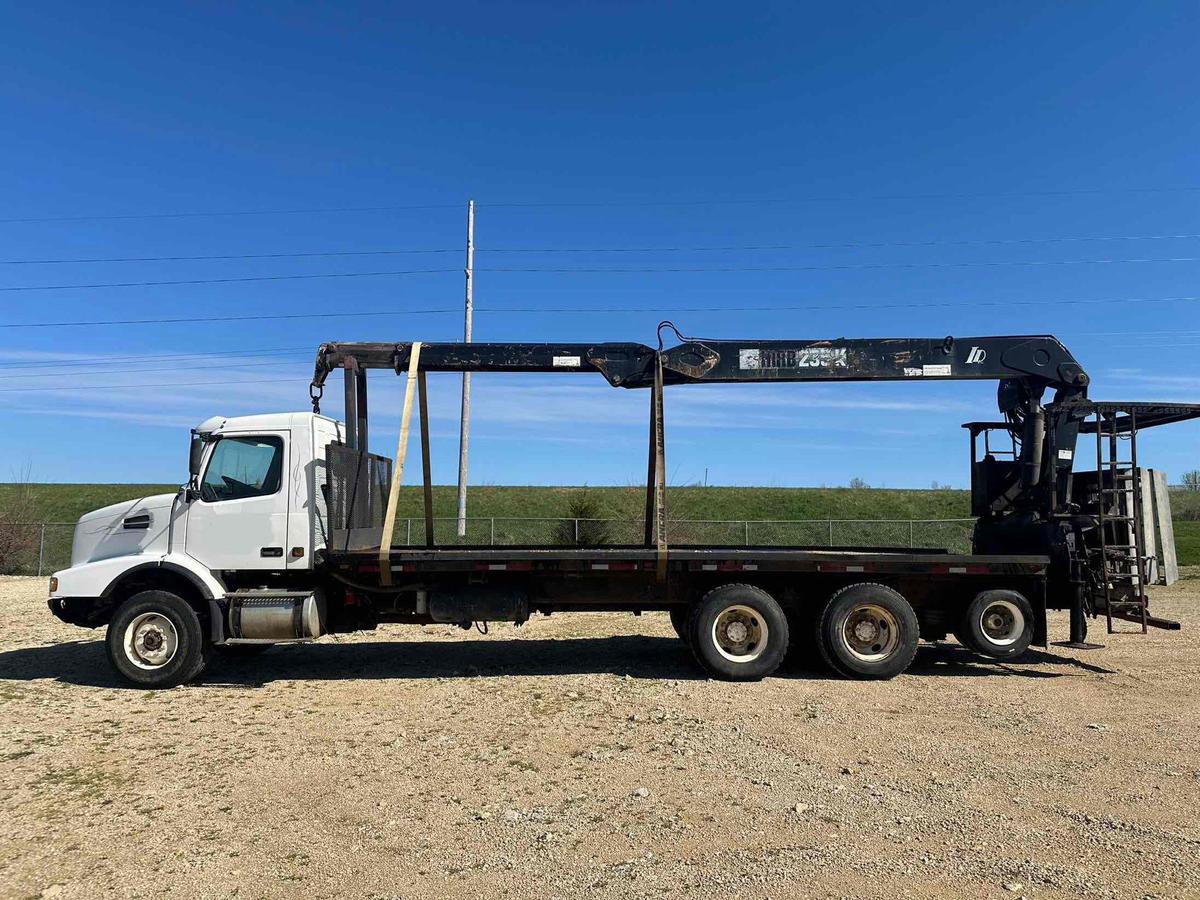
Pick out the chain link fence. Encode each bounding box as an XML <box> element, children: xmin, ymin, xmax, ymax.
<box><xmin>392</xmin><ymin>517</ymin><xmax>976</xmax><ymax>553</ymax></box>
<box><xmin>3</xmin><ymin>518</ymin><xmax>976</xmax><ymax>576</ymax></box>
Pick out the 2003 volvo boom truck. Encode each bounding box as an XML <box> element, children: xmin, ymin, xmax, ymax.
<box><xmin>47</xmin><ymin>323</ymin><xmax>1199</xmax><ymax>687</ymax></box>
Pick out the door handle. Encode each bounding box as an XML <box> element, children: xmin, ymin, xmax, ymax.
<box><xmin>260</xmin><ymin>547</ymin><xmax>283</xmax><ymax>558</ymax></box>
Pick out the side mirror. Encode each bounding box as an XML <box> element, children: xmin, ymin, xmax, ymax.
<box><xmin>189</xmin><ymin>432</ymin><xmax>205</xmax><ymax>478</ymax></box>
<box><xmin>185</xmin><ymin>433</ymin><xmax>205</xmax><ymax>502</ymax></box>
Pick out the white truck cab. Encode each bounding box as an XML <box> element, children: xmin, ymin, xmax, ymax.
<box><xmin>48</xmin><ymin>411</ymin><xmax>342</xmax><ymax>686</ymax></box>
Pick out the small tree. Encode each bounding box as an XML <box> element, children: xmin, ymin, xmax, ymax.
<box><xmin>848</xmin><ymin>477</ymin><xmax>869</xmax><ymax>490</ymax></box>
<box><xmin>552</xmin><ymin>490</ymin><xmax>613</xmax><ymax>546</ymax></box>
<box><xmin>1182</xmin><ymin>470</ymin><xmax>1200</xmax><ymax>492</ymax></box>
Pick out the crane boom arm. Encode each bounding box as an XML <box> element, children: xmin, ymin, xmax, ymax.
<box><xmin>312</xmin><ymin>333</ymin><xmax>1088</xmax><ymax>394</ymax></box>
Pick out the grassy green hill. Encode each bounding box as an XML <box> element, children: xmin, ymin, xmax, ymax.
<box><xmin>0</xmin><ymin>482</ymin><xmax>970</xmax><ymax>525</ymax></box>
<box><xmin>2</xmin><ymin>483</ymin><xmax>1196</xmax><ymax>569</ymax></box>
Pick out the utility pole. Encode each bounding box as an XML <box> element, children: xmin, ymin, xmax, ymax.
<box><xmin>456</xmin><ymin>199</ymin><xmax>475</xmax><ymax>538</ymax></box>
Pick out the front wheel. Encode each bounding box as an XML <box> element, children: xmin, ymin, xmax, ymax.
<box><xmin>688</xmin><ymin>584</ymin><xmax>789</xmax><ymax>681</ymax></box>
<box><xmin>105</xmin><ymin>590</ymin><xmax>210</xmax><ymax>688</ymax></box>
<box><xmin>817</xmin><ymin>583</ymin><xmax>919</xmax><ymax>680</ymax></box>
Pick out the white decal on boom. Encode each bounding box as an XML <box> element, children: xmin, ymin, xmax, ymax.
<box><xmin>740</xmin><ymin>347</ymin><xmax>848</xmax><ymax>369</ymax></box>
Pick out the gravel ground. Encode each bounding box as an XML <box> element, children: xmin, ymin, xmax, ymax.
<box><xmin>1</xmin><ymin>575</ymin><xmax>1198</xmax><ymax>900</ymax></box>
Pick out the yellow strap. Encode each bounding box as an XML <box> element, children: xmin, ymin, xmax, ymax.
<box><xmin>654</xmin><ymin>354</ymin><xmax>668</xmax><ymax>581</ymax></box>
<box><xmin>378</xmin><ymin>342</ymin><xmax>422</xmax><ymax>585</ymax></box>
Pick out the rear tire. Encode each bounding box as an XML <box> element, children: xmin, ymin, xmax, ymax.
<box><xmin>817</xmin><ymin>583</ymin><xmax>919</xmax><ymax>680</ymax></box>
<box><xmin>957</xmin><ymin>590</ymin><xmax>1034</xmax><ymax>660</ymax></box>
<box><xmin>688</xmin><ymin>584</ymin><xmax>789</xmax><ymax>681</ymax></box>
<box><xmin>105</xmin><ymin>590</ymin><xmax>209</xmax><ymax>688</ymax></box>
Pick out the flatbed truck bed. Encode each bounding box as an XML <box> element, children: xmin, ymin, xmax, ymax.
<box><xmin>321</xmin><ymin>544</ymin><xmax>1053</xmax><ymax>655</ymax></box>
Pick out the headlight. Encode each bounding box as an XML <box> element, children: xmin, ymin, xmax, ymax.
<box><xmin>48</xmin><ymin>576</ymin><xmax>59</xmax><ymax>594</ymax></box>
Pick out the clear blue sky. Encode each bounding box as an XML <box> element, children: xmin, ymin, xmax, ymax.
<box><xmin>0</xmin><ymin>1</ymin><xmax>1197</xmax><ymax>489</ymax></box>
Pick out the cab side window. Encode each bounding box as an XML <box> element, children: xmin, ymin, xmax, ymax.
<box><xmin>199</xmin><ymin>436</ymin><xmax>284</xmax><ymax>502</ymax></box>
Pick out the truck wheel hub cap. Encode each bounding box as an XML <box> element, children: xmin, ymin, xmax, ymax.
<box><xmin>712</xmin><ymin>605</ymin><xmax>768</xmax><ymax>664</ymax></box>
<box><xmin>124</xmin><ymin>613</ymin><xmax>179</xmax><ymax>670</ymax></box>
<box><xmin>843</xmin><ymin>604</ymin><xmax>900</xmax><ymax>662</ymax></box>
<box><xmin>979</xmin><ymin>600</ymin><xmax>1023</xmax><ymax>646</ymax></box>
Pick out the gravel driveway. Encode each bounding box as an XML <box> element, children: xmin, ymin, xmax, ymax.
<box><xmin>1</xmin><ymin>574</ymin><xmax>1198</xmax><ymax>899</ymax></box>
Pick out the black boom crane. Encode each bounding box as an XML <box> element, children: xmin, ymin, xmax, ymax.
<box><xmin>313</xmin><ymin>326</ymin><xmax>1089</xmax><ymax>514</ymax></box>
<box><xmin>310</xmin><ymin>323</ymin><xmax>1200</xmax><ymax>643</ymax></box>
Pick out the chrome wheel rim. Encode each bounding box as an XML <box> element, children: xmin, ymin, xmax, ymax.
<box><xmin>123</xmin><ymin>612</ymin><xmax>179</xmax><ymax>670</ymax></box>
<box><xmin>712</xmin><ymin>605</ymin><xmax>769</xmax><ymax>663</ymax></box>
<box><xmin>979</xmin><ymin>599</ymin><xmax>1023</xmax><ymax>647</ymax></box>
<box><xmin>841</xmin><ymin>603</ymin><xmax>900</xmax><ymax>662</ymax></box>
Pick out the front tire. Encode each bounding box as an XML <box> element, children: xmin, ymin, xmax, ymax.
<box><xmin>688</xmin><ymin>584</ymin><xmax>789</xmax><ymax>681</ymax></box>
<box><xmin>817</xmin><ymin>583</ymin><xmax>919</xmax><ymax>680</ymax></box>
<box><xmin>105</xmin><ymin>590</ymin><xmax>209</xmax><ymax>688</ymax></box>
<box><xmin>957</xmin><ymin>590</ymin><xmax>1034</xmax><ymax>660</ymax></box>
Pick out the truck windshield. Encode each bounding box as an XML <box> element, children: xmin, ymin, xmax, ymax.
<box><xmin>199</xmin><ymin>436</ymin><xmax>283</xmax><ymax>502</ymax></box>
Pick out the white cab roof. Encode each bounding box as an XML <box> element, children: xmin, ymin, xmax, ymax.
<box><xmin>196</xmin><ymin>412</ymin><xmax>339</xmax><ymax>435</ymax></box>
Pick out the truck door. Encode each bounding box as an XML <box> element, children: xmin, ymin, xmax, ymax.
<box><xmin>185</xmin><ymin>431</ymin><xmax>290</xmax><ymax>571</ymax></box>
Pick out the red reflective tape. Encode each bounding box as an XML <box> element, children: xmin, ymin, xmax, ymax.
<box><xmin>359</xmin><ymin>564</ymin><xmax>380</xmax><ymax>574</ymax></box>
<box><xmin>819</xmin><ymin>564</ymin><xmax>847</xmax><ymax>573</ymax></box>
<box><xmin>717</xmin><ymin>561</ymin><xmax>743</xmax><ymax>572</ymax></box>
<box><xmin>607</xmin><ymin>561</ymin><xmax>637</xmax><ymax>571</ymax></box>
<box><xmin>507</xmin><ymin>562</ymin><xmax>533</xmax><ymax>571</ymax></box>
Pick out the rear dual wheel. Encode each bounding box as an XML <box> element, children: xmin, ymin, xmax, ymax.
<box><xmin>682</xmin><ymin>583</ymin><xmax>920</xmax><ymax>681</ymax></box>
<box><xmin>954</xmin><ymin>590</ymin><xmax>1033</xmax><ymax>660</ymax></box>
<box><xmin>687</xmin><ymin>585</ymin><xmax>790</xmax><ymax>681</ymax></box>
<box><xmin>817</xmin><ymin>583</ymin><xmax>920</xmax><ymax>680</ymax></box>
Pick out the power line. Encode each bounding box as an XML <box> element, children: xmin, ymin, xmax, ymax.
<box><xmin>0</xmin><ymin>357</ymin><xmax>311</xmax><ymax>380</ymax></box>
<box><xmin>487</xmin><ymin>234</ymin><xmax>1200</xmax><ymax>253</ymax></box>
<box><xmin>0</xmin><ymin>308</ymin><xmax>458</xmax><ymax>329</ymax></box>
<box><xmin>0</xmin><ymin>378</ymin><xmax>298</xmax><ymax>393</ymax></box>
<box><xmin>485</xmin><ymin>257</ymin><xmax>1200</xmax><ymax>275</ymax></box>
<box><xmin>488</xmin><ymin>294</ymin><xmax>1200</xmax><ymax>314</ymax></box>
<box><xmin>3</xmin><ymin>185</ymin><xmax>1200</xmax><ymax>225</ymax></box>
<box><xmin>0</xmin><ymin>269</ymin><xmax>457</xmax><ymax>293</ymax></box>
<box><xmin>0</xmin><ymin>347</ymin><xmax>310</xmax><ymax>369</ymax></box>
<box><xmin>3</xmin><ymin>295</ymin><xmax>1200</xmax><ymax>330</ymax></box>
<box><xmin>3</xmin><ymin>255</ymin><xmax>1199</xmax><ymax>293</ymax></box>
<box><xmin>0</xmin><ymin>203</ymin><xmax>459</xmax><ymax>225</ymax></box>
<box><xmin>479</xmin><ymin>186</ymin><xmax>1200</xmax><ymax>207</ymax></box>
<box><xmin>7</xmin><ymin>232</ymin><xmax>1200</xmax><ymax>266</ymax></box>
<box><xmin>1</xmin><ymin>249</ymin><xmax>461</xmax><ymax>265</ymax></box>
